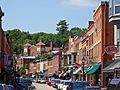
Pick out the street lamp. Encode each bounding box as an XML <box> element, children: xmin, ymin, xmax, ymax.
<box><xmin>82</xmin><ymin>56</ymin><xmax>85</xmax><ymax>81</ymax></box>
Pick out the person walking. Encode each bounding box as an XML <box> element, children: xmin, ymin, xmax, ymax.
<box><xmin>90</xmin><ymin>81</ymin><xmax>94</xmax><ymax>86</ymax></box>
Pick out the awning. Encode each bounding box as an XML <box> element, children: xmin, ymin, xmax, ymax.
<box><xmin>59</xmin><ymin>71</ymin><xmax>64</xmax><ymax>77</ymax></box>
<box><xmin>63</xmin><ymin>69</ymin><xmax>74</xmax><ymax>76</ymax></box>
<box><xmin>104</xmin><ymin>60</ymin><xmax>120</xmax><ymax>72</ymax></box>
<box><xmin>73</xmin><ymin>67</ymin><xmax>82</xmax><ymax>74</ymax></box>
<box><xmin>68</xmin><ymin>69</ymin><xmax>74</xmax><ymax>76</ymax></box>
<box><xmin>86</xmin><ymin>64</ymin><xmax>101</xmax><ymax>74</ymax></box>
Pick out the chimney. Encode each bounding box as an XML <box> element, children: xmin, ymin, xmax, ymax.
<box><xmin>88</xmin><ymin>21</ymin><xmax>94</xmax><ymax>28</ymax></box>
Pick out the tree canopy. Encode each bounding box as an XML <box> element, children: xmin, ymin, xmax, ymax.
<box><xmin>6</xmin><ymin>20</ymin><xmax>87</xmax><ymax>54</ymax></box>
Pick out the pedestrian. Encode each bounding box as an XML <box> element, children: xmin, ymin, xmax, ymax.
<box><xmin>90</xmin><ymin>81</ymin><xmax>94</xmax><ymax>86</ymax></box>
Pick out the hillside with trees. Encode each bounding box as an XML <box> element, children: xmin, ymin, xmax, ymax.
<box><xmin>5</xmin><ymin>20</ymin><xmax>87</xmax><ymax>54</ymax></box>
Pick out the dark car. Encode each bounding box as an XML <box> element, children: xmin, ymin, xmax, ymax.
<box><xmin>107</xmin><ymin>78</ymin><xmax>120</xmax><ymax>90</ymax></box>
<box><xmin>68</xmin><ymin>81</ymin><xmax>90</xmax><ymax>90</ymax></box>
<box><xmin>17</xmin><ymin>78</ymin><xmax>32</xmax><ymax>90</ymax></box>
<box><xmin>7</xmin><ymin>85</ymin><xmax>15</xmax><ymax>90</ymax></box>
<box><xmin>84</xmin><ymin>86</ymin><xmax>101</xmax><ymax>90</ymax></box>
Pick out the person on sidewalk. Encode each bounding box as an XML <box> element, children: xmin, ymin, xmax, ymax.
<box><xmin>90</xmin><ymin>81</ymin><xmax>94</xmax><ymax>86</ymax></box>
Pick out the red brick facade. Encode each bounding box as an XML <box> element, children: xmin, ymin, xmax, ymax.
<box><xmin>0</xmin><ymin>8</ymin><xmax>13</xmax><ymax>84</ymax></box>
<box><xmin>48</xmin><ymin>55</ymin><xmax>60</xmax><ymax>74</ymax></box>
<box><xmin>17</xmin><ymin>41</ymin><xmax>62</xmax><ymax>76</ymax></box>
<box><xmin>79</xmin><ymin>2</ymin><xmax>114</xmax><ymax>86</ymax></box>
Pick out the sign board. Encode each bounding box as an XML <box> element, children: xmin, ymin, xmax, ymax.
<box><xmin>104</xmin><ymin>46</ymin><xmax>119</xmax><ymax>55</ymax></box>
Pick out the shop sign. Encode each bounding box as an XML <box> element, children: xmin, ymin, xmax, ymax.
<box><xmin>104</xmin><ymin>46</ymin><xmax>119</xmax><ymax>55</ymax></box>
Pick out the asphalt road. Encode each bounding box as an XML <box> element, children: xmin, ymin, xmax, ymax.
<box><xmin>32</xmin><ymin>82</ymin><xmax>56</xmax><ymax>90</ymax></box>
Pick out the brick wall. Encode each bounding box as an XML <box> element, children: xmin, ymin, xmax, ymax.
<box><xmin>48</xmin><ymin>55</ymin><xmax>60</xmax><ymax>74</ymax></box>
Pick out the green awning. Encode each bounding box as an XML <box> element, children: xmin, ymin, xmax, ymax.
<box><xmin>86</xmin><ymin>64</ymin><xmax>101</xmax><ymax>74</ymax></box>
<box><xmin>69</xmin><ymin>69</ymin><xmax>74</xmax><ymax>76</ymax></box>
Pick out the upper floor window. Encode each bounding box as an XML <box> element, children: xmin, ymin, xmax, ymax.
<box><xmin>115</xmin><ymin>6</ymin><xmax>120</xmax><ymax>14</ymax></box>
<box><xmin>115</xmin><ymin>0</ymin><xmax>120</xmax><ymax>14</ymax></box>
<box><xmin>24</xmin><ymin>48</ymin><xmax>27</xmax><ymax>52</ymax></box>
<box><xmin>115</xmin><ymin>0</ymin><xmax>120</xmax><ymax>5</ymax></box>
<box><xmin>37</xmin><ymin>47</ymin><xmax>45</xmax><ymax>51</ymax></box>
<box><xmin>37</xmin><ymin>47</ymin><xmax>40</xmax><ymax>51</ymax></box>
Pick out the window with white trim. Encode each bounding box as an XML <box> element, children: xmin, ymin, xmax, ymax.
<box><xmin>24</xmin><ymin>48</ymin><xmax>27</xmax><ymax>52</ymax></box>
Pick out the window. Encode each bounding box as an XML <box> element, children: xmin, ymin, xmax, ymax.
<box><xmin>24</xmin><ymin>48</ymin><xmax>27</xmax><ymax>52</ymax></box>
<box><xmin>41</xmin><ymin>48</ymin><xmax>45</xmax><ymax>51</ymax></box>
<box><xmin>115</xmin><ymin>6</ymin><xmax>120</xmax><ymax>14</ymax></box>
<box><xmin>117</xmin><ymin>26</ymin><xmax>120</xmax><ymax>40</ymax></box>
<box><xmin>117</xmin><ymin>26</ymin><xmax>120</xmax><ymax>49</ymax></box>
<box><xmin>37</xmin><ymin>47</ymin><xmax>41</xmax><ymax>51</ymax></box>
<box><xmin>115</xmin><ymin>0</ymin><xmax>120</xmax><ymax>5</ymax></box>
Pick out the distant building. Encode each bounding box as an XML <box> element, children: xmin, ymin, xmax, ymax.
<box><xmin>17</xmin><ymin>41</ymin><xmax>62</xmax><ymax>76</ymax></box>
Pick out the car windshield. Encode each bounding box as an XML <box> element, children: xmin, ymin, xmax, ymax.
<box><xmin>64</xmin><ymin>82</ymin><xmax>71</xmax><ymax>85</ymax></box>
<box><xmin>19</xmin><ymin>78</ymin><xmax>31</xmax><ymax>83</ymax></box>
<box><xmin>86</xmin><ymin>88</ymin><xmax>100</xmax><ymax>90</ymax></box>
<box><xmin>52</xmin><ymin>79</ymin><xmax>60</xmax><ymax>83</ymax></box>
<box><xmin>7</xmin><ymin>86</ymin><xmax>14</xmax><ymax>90</ymax></box>
<box><xmin>110</xmin><ymin>80</ymin><xmax>120</xmax><ymax>85</ymax></box>
<box><xmin>85</xmin><ymin>87</ymin><xmax>100</xmax><ymax>90</ymax></box>
<box><xmin>61</xmin><ymin>81</ymin><xmax>64</xmax><ymax>84</ymax></box>
<box><xmin>73</xmin><ymin>82</ymin><xmax>89</xmax><ymax>88</ymax></box>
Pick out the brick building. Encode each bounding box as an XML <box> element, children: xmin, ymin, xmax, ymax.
<box><xmin>0</xmin><ymin>7</ymin><xmax>14</xmax><ymax>84</ymax></box>
<box><xmin>80</xmin><ymin>1</ymin><xmax>114</xmax><ymax>86</ymax></box>
<box><xmin>17</xmin><ymin>41</ymin><xmax>62</xmax><ymax>76</ymax></box>
<box><xmin>48</xmin><ymin>52</ymin><xmax>61</xmax><ymax>75</ymax></box>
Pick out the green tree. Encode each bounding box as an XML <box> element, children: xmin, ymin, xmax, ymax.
<box><xmin>56</xmin><ymin>20</ymin><xmax>69</xmax><ymax>35</ymax></box>
<box><xmin>70</xmin><ymin>27</ymin><xmax>87</xmax><ymax>36</ymax></box>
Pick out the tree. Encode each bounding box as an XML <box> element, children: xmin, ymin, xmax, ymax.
<box><xmin>56</xmin><ymin>20</ymin><xmax>69</xmax><ymax>35</ymax></box>
<box><xmin>70</xmin><ymin>27</ymin><xmax>87</xmax><ymax>36</ymax></box>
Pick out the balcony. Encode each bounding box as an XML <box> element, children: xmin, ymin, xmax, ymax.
<box><xmin>109</xmin><ymin>0</ymin><xmax>120</xmax><ymax>24</ymax></box>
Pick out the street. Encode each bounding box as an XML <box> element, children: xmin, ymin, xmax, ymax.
<box><xmin>32</xmin><ymin>83</ymin><xmax>56</xmax><ymax>90</ymax></box>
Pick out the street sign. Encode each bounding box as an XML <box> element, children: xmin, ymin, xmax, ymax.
<box><xmin>104</xmin><ymin>46</ymin><xmax>119</xmax><ymax>55</ymax></box>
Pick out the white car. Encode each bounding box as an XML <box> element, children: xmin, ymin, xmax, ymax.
<box><xmin>39</xmin><ymin>78</ymin><xmax>47</xmax><ymax>84</ymax></box>
<box><xmin>57</xmin><ymin>80</ymin><xmax>64</xmax><ymax>90</ymax></box>
<box><xmin>61</xmin><ymin>80</ymin><xmax>71</xmax><ymax>90</ymax></box>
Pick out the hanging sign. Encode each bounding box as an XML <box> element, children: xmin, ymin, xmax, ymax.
<box><xmin>104</xmin><ymin>46</ymin><xmax>119</xmax><ymax>55</ymax></box>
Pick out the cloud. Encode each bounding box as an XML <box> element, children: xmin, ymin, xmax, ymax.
<box><xmin>62</xmin><ymin>0</ymin><xmax>98</xmax><ymax>8</ymax></box>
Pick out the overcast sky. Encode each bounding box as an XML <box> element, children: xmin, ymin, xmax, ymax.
<box><xmin>0</xmin><ymin>0</ymin><xmax>107</xmax><ymax>34</ymax></box>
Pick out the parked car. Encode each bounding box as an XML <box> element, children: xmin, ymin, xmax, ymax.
<box><xmin>52</xmin><ymin>79</ymin><xmax>61</xmax><ymax>88</ymax></box>
<box><xmin>84</xmin><ymin>86</ymin><xmax>101</xmax><ymax>90</ymax></box>
<box><xmin>39</xmin><ymin>78</ymin><xmax>47</xmax><ymax>84</ymax></box>
<box><xmin>107</xmin><ymin>78</ymin><xmax>120</xmax><ymax>90</ymax></box>
<box><xmin>67</xmin><ymin>81</ymin><xmax>90</xmax><ymax>90</ymax></box>
<box><xmin>61</xmin><ymin>80</ymin><xmax>71</xmax><ymax>90</ymax></box>
<box><xmin>6</xmin><ymin>85</ymin><xmax>15</xmax><ymax>90</ymax></box>
<box><xmin>57</xmin><ymin>80</ymin><xmax>65</xmax><ymax>90</ymax></box>
<box><xmin>0</xmin><ymin>84</ymin><xmax>7</xmax><ymax>90</ymax></box>
<box><xmin>47</xmin><ymin>79</ymin><xmax>56</xmax><ymax>86</ymax></box>
<box><xmin>17</xmin><ymin>78</ymin><xmax>32</xmax><ymax>90</ymax></box>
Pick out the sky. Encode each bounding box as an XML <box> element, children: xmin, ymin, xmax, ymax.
<box><xmin>0</xmin><ymin>0</ymin><xmax>107</xmax><ymax>34</ymax></box>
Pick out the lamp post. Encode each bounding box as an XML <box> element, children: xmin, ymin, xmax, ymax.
<box><xmin>82</xmin><ymin>56</ymin><xmax>85</xmax><ymax>81</ymax></box>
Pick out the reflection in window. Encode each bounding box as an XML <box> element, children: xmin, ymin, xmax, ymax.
<box><xmin>115</xmin><ymin>6</ymin><xmax>120</xmax><ymax>14</ymax></box>
<box><xmin>115</xmin><ymin>0</ymin><xmax>120</xmax><ymax>5</ymax></box>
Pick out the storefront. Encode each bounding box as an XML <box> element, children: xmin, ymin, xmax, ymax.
<box><xmin>86</xmin><ymin>64</ymin><xmax>101</xmax><ymax>86</ymax></box>
<box><xmin>104</xmin><ymin>59</ymin><xmax>120</xmax><ymax>85</ymax></box>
